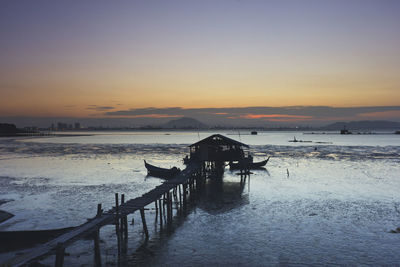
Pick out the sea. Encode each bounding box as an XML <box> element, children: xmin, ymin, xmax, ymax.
<box><xmin>0</xmin><ymin>130</ymin><xmax>399</xmax><ymax>266</ymax></box>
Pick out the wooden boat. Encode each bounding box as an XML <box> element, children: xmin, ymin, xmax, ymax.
<box><xmin>0</xmin><ymin>227</ymin><xmax>75</xmax><ymax>252</ymax></box>
<box><xmin>144</xmin><ymin>160</ymin><xmax>181</xmax><ymax>179</ymax></box>
<box><xmin>229</xmin><ymin>156</ymin><xmax>270</xmax><ymax>170</ymax></box>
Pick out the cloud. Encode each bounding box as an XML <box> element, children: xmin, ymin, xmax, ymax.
<box><xmin>358</xmin><ymin>110</ymin><xmax>400</xmax><ymax>119</ymax></box>
<box><xmin>229</xmin><ymin>114</ymin><xmax>314</xmax><ymax>120</ymax></box>
<box><xmin>106</xmin><ymin>107</ymin><xmax>184</xmax><ymax>116</ymax></box>
<box><xmin>87</xmin><ymin>105</ymin><xmax>116</xmax><ymax>111</ymax></box>
<box><xmin>126</xmin><ymin>114</ymin><xmax>183</xmax><ymax>118</ymax></box>
<box><xmin>105</xmin><ymin>105</ymin><xmax>400</xmax><ymax>118</ymax></box>
<box><xmin>103</xmin><ymin>106</ymin><xmax>400</xmax><ymax>126</ymax></box>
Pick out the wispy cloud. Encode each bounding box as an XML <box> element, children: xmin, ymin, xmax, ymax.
<box><xmin>103</xmin><ymin>106</ymin><xmax>400</xmax><ymax>125</ymax></box>
<box><xmin>87</xmin><ymin>105</ymin><xmax>116</xmax><ymax>111</ymax></box>
<box><xmin>229</xmin><ymin>114</ymin><xmax>313</xmax><ymax>120</ymax></box>
<box><xmin>126</xmin><ymin>114</ymin><xmax>183</xmax><ymax>118</ymax></box>
<box><xmin>358</xmin><ymin>110</ymin><xmax>400</xmax><ymax>119</ymax></box>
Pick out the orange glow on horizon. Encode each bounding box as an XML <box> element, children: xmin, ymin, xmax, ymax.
<box><xmin>358</xmin><ymin>110</ymin><xmax>400</xmax><ymax>119</ymax></box>
<box><xmin>228</xmin><ymin>114</ymin><xmax>314</xmax><ymax>120</ymax></box>
<box><xmin>116</xmin><ymin>114</ymin><xmax>184</xmax><ymax>118</ymax></box>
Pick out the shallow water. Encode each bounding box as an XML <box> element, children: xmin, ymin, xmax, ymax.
<box><xmin>0</xmin><ymin>131</ymin><xmax>399</xmax><ymax>266</ymax></box>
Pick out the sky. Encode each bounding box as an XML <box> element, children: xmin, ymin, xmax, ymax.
<box><xmin>1</xmin><ymin>0</ymin><xmax>400</xmax><ymax>126</ymax></box>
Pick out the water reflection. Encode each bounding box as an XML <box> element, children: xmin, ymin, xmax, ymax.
<box><xmin>124</xmin><ymin>174</ymin><xmax>250</xmax><ymax>265</ymax></box>
<box><xmin>197</xmin><ymin>177</ymin><xmax>249</xmax><ymax>215</ymax></box>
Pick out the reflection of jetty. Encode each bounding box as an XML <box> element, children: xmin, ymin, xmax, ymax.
<box><xmin>4</xmin><ymin>134</ymin><xmax>253</xmax><ymax>266</ymax></box>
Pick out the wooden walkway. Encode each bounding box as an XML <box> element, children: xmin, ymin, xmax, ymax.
<box><xmin>5</xmin><ymin>162</ymin><xmax>201</xmax><ymax>267</ymax></box>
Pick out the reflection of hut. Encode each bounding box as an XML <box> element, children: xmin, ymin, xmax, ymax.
<box><xmin>188</xmin><ymin>134</ymin><xmax>250</xmax><ymax>162</ymax></box>
<box><xmin>197</xmin><ymin>179</ymin><xmax>249</xmax><ymax>215</ymax></box>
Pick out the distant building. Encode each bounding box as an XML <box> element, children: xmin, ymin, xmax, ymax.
<box><xmin>24</xmin><ymin>126</ymin><xmax>38</xmax><ymax>132</ymax></box>
<box><xmin>57</xmin><ymin>122</ymin><xmax>68</xmax><ymax>130</ymax></box>
<box><xmin>74</xmin><ymin>122</ymin><xmax>81</xmax><ymax>129</ymax></box>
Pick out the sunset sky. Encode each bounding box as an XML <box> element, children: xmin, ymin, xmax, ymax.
<box><xmin>1</xmin><ymin>0</ymin><xmax>400</xmax><ymax>126</ymax></box>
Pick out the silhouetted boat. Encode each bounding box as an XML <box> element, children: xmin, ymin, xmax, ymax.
<box><xmin>289</xmin><ymin>136</ymin><xmax>312</xmax><ymax>143</ymax></box>
<box><xmin>229</xmin><ymin>157</ymin><xmax>270</xmax><ymax>170</ymax></box>
<box><xmin>144</xmin><ymin>160</ymin><xmax>181</xmax><ymax>179</ymax></box>
<box><xmin>0</xmin><ymin>227</ymin><xmax>75</xmax><ymax>252</ymax></box>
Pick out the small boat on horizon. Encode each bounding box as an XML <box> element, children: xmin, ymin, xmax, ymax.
<box><xmin>289</xmin><ymin>136</ymin><xmax>312</xmax><ymax>143</ymax></box>
<box><xmin>144</xmin><ymin>160</ymin><xmax>181</xmax><ymax>179</ymax></box>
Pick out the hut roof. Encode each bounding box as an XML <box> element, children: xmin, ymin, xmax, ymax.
<box><xmin>189</xmin><ymin>134</ymin><xmax>249</xmax><ymax>148</ymax></box>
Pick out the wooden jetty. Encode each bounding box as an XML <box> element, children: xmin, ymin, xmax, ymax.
<box><xmin>4</xmin><ymin>162</ymin><xmax>202</xmax><ymax>267</ymax></box>
<box><xmin>3</xmin><ymin>134</ymin><xmax>256</xmax><ymax>267</ymax></box>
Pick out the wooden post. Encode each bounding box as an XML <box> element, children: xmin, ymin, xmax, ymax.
<box><xmin>162</xmin><ymin>194</ymin><xmax>166</xmax><ymax>216</ymax></box>
<box><xmin>55</xmin><ymin>243</ymin><xmax>65</xmax><ymax>267</ymax></box>
<box><xmin>115</xmin><ymin>193</ymin><xmax>119</xmax><ymax>219</ymax></box>
<box><xmin>94</xmin><ymin>228</ymin><xmax>101</xmax><ymax>267</ymax></box>
<box><xmin>158</xmin><ymin>198</ymin><xmax>163</xmax><ymax>228</ymax></box>
<box><xmin>183</xmin><ymin>183</ymin><xmax>187</xmax><ymax>212</ymax></box>
<box><xmin>97</xmin><ymin>203</ymin><xmax>102</xmax><ymax>217</ymax></box>
<box><xmin>124</xmin><ymin>215</ymin><xmax>128</xmax><ymax>239</ymax></box>
<box><xmin>155</xmin><ymin>200</ymin><xmax>158</xmax><ymax>219</ymax></box>
<box><xmin>121</xmin><ymin>194</ymin><xmax>128</xmax><ymax>239</ymax></box>
<box><xmin>169</xmin><ymin>192</ymin><xmax>173</xmax><ymax>223</ymax></box>
<box><xmin>140</xmin><ymin>208</ymin><xmax>149</xmax><ymax>239</ymax></box>
<box><xmin>115</xmin><ymin>193</ymin><xmax>120</xmax><ymax>234</ymax></box>
<box><xmin>166</xmin><ymin>192</ymin><xmax>170</xmax><ymax>225</ymax></box>
<box><xmin>115</xmin><ymin>193</ymin><xmax>121</xmax><ymax>256</ymax></box>
<box><xmin>248</xmin><ymin>171</ymin><xmax>251</xmax><ymax>192</ymax></box>
<box><xmin>178</xmin><ymin>184</ymin><xmax>182</xmax><ymax>210</ymax></box>
<box><xmin>120</xmin><ymin>194</ymin><xmax>125</xmax><ymax>234</ymax></box>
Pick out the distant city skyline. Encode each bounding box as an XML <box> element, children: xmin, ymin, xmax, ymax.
<box><xmin>1</xmin><ymin>1</ymin><xmax>399</xmax><ymax>123</ymax></box>
<box><xmin>3</xmin><ymin>105</ymin><xmax>400</xmax><ymax>128</ymax></box>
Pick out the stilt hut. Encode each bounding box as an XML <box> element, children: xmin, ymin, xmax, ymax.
<box><xmin>187</xmin><ymin>134</ymin><xmax>250</xmax><ymax>163</ymax></box>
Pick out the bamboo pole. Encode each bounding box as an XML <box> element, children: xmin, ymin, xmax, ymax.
<box><xmin>94</xmin><ymin>228</ymin><xmax>101</xmax><ymax>267</ymax></box>
<box><xmin>97</xmin><ymin>203</ymin><xmax>102</xmax><ymax>217</ymax></box>
<box><xmin>120</xmin><ymin>194</ymin><xmax>125</xmax><ymax>234</ymax></box>
<box><xmin>158</xmin><ymin>198</ymin><xmax>163</xmax><ymax>228</ymax></box>
<box><xmin>166</xmin><ymin>192</ymin><xmax>171</xmax><ymax>225</ymax></box>
<box><xmin>183</xmin><ymin>183</ymin><xmax>187</xmax><ymax>212</ymax></box>
<box><xmin>140</xmin><ymin>208</ymin><xmax>149</xmax><ymax>239</ymax></box>
<box><xmin>55</xmin><ymin>243</ymin><xmax>65</xmax><ymax>267</ymax></box>
<box><xmin>169</xmin><ymin>192</ymin><xmax>173</xmax><ymax>223</ymax></box>
<box><xmin>178</xmin><ymin>184</ymin><xmax>182</xmax><ymax>210</ymax></box>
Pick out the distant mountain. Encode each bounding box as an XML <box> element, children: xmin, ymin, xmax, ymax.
<box><xmin>162</xmin><ymin>117</ymin><xmax>207</xmax><ymax>129</ymax></box>
<box><xmin>321</xmin><ymin>120</ymin><xmax>400</xmax><ymax>131</ymax></box>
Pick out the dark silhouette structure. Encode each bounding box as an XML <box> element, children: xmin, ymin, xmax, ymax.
<box><xmin>188</xmin><ymin>134</ymin><xmax>250</xmax><ymax>162</ymax></box>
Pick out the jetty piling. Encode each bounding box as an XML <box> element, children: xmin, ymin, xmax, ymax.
<box><xmin>54</xmin><ymin>243</ymin><xmax>65</xmax><ymax>267</ymax></box>
<box><xmin>93</xmin><ymin>228</ymin><xmax>101</xmax><ymax>267</ymax></box>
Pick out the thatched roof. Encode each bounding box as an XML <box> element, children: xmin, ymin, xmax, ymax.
<box><xmin>189</xmin><ymin>134</ymin><xmax>249</xmax><ymax>148</ymax></box>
